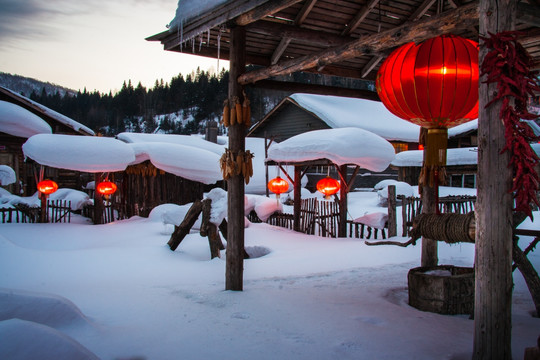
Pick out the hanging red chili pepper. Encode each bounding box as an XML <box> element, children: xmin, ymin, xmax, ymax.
<box><xmin>481</xmin><ymin>31</ymin><xmax>540</xmax><ymax>219</ymax></box>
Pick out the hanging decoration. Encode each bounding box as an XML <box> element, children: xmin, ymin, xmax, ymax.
<box><xmin>481</xmin><ymin>31</ymin><xmax>540</xmax><ymax>219</ymax></box>
<box><xmin>97</xmin><ymin>180</ymin><xmax>118</xmax><ymax>196</ymax></box>
<box><xmin>316</xmin><ymin>177</ymin><xmax>340</xmax><ymax>199</ymax></box>
<box><xmin>37</xmin><ymin>180</ymin><xmax>58</xmax><ymax>195</ymax></box>
<box><xmin>268</xmin><ymin>176</ymin><xmax>289</xmax><ymax>199</ymax></box>
<box><xmin>221</xmin><ymin>91</ymin><xmax>251</xmax><ymax>128</ymax></box>
<box><xmin>376</xmin><ymin>35</ymin><xmax>479</xmax><ymax>187</ymax></box>
<box><xmin>219</xmin><ymin>149</ymin><xmax>254</xmax><ymax>184</ymax></box>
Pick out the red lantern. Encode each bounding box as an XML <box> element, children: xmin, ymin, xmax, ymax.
<box><xmin>97</xmin><ymin>181</ymin><xmax>117</xmax><ymax>196</ymax></box>
<box><xmin>376</xmin><ymin>35</ymin><xmax>479</xmax><ymax>187</ymax></box>
<box><xmin>37</xmin><ymin>180</ymin><xmax>58</xmax><ymax>195</ymax></box>
<box><xmin>376</xmin><ymin>35</ymin><xmax>479</xmax><ymax>129</ymax></box>
<box><xmin>316</xmin><ymin>177</ymin><xmax>340</xmax><ymax>199</ymax></box>
<box><xmin>268</xmin><ymin>177</ymin><xmax>289</xmax><ymax>198</ymax></box>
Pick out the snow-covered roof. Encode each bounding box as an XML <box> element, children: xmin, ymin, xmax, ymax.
<box><xmin>127</xmin><ymin>142</ymin><xmax>222</xmax><ymax>185</ymax></box>
<box><xmin>0</xmin><ymin>100</ymin><xmax>52</xmax><ymax>138</ymax></box>
<box><xmin>391</xmin><ymin>147</ymin><xmax>478</xmax><ymax>167</ymax></box>
<box><xmin>117</xmin><ymin>132</ymin><xmax>225</xmax><ymax>155</ymax></box>
<box><xmin>21</xmin><ymin>133</ymin><xmax>224</xmax><ymax>184</ymax></box>
<box><xmin>22</xmin><ymin>134</ymin><xmax>135</xmax><ymax>173</ymax></box>
<box><xmin>287</xmin><ymin>94</ymin><xmax>421</xmax><ymax>143</ymax></box>
<box><xmin>0</xmin><ymin>86</ymin><xmax>94</xmax><ymax>136</ymax></box>
<box><xmin>267</xmin><ymin>127</ymin><xmax>395</xmax><ymax>172</ymax></box>
<box><xmin>169</xmin><ymin>0</ymin><xmax>228</xmax><ymax>30</ymax></box>
<box><xmin>448</xmin><ymin>119</ymin><xmax>477</xmax><ymax>137</ymax></box>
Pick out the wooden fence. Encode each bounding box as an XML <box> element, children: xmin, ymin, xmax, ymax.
<box><xmin>0</xmin><ymin>200</ymin><xmax>72</xmax><ymax>224</ymax></box>
<box><xmin>249</xmin><ymin>197</ymin><xmax>386</xmax><ymax>239</ymax></box>
<box><xmin>399</xmin><ymin>195</ymin><xmax>477</xmax><ymax>236</ymax></box>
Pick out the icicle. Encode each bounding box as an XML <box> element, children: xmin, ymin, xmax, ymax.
<box><xmin>199</xmin><ymin>35</ymin><xmax>203</xmax><ymax>52</ymax></box>
<box><xmin>192</xmin><ymin>38</ymin><xmax>195</xmax><ymax>53</ymax></box>
<box><xmin>180</xmin><ymin>18</ymin><xmax>183</xmax><ymax>52</ymax></box>
<box><xmin>207</xmin><ymin>29</ymin><xmax>210</xmax><ymax>47</ymax></box>
<box><xmin>217</xmin><ymin>26</ymin><xmax>222</xmax><ymax>72</ymax></box>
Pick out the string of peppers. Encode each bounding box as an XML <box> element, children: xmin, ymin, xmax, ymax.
<box><xmin>481</xmin><ymin>31</ymin><xmax>540</xmax><ymax>219</ymax></box>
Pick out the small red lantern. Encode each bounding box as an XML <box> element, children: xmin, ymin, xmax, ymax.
<box><xmin>376</xmin><ymin>35</ymin><xmax>479</xmax><ymax>187</ymax></box>
<box><xmin>97</xmin><ymin>181</ymin><xmax>117</xmax><ymax>196</ymax></box>
<box><xmin>316</xmin><ymin>177</ymin><xmax>340</xmax><ymax>199</ymax></box>
<box><xmin>37</xmin><ymin>180</ymin><xmax>58</xmax><ymax>195</ymax></box>
<box><xmin>268</xmin><ymin>177</ymin><xmax>289</xmax><ymax>198</ymax></box>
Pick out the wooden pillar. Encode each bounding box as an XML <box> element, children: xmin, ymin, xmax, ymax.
<box><xmin>338</xmin><ymin>165</ymin><xmax>347</xmax><ymax>237</ymax></box>
<box><xmin>387</xmin><ymin>185</ymin><xmax>397</xmax><ymax>237</ymax></box>
<box><xmin>293</xmin><ymin>166</ymin><xmax>301</xmax><ymax>232</ymax></box>
<box><xmin>225</xmin><ymin>25</ymin><xmax>246</xmax><ymax>291</ymax></box>
<box><xmin>474</xmin><ymin>1</ymin><xmax>515</xmax><ymax>359</ymax></box>
<box><xmin>93</xmin><ymin>173</ymin><xmax>104</xmax><ymax>225</ymax></box>
<box><xmin>421</xmin><ymin>172</ymin><xmax>438</xmax><ymax>266</ymax></box>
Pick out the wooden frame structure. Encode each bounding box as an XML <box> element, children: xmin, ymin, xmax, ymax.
<box><xmin>148</xmin><ymin>1</ymin><xmax>540</xmax><ymax>358</ymax></box>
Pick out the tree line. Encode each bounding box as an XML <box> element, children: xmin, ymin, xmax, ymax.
<box><xmin>29</xmin><ymin>68</ymin><xmax>233</xmax><ymax>136</ymax></box>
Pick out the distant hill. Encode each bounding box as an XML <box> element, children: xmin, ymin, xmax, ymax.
<box><xmin>0</xmin><ymin>72</ymin><xmax>76</xmax><ymax>98</ymax></box>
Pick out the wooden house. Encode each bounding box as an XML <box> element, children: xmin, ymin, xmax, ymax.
<box><xmin>0</xmin><ymin>86</ymin><xmax>94</xmax><ymax>195</ymax></box>
<box><xmin>248</xmin><ymin>93</ymin><xmax>421</xmax><ymax>188</ymax></box>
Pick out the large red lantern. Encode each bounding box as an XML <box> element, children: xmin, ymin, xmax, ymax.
<box><xmin>97</xmin><ymin>181</ymin><xmax>117</xmax><ymax>196</ymax></box>
<box><xmin>268</xmin><ymin>177</ymin><xmax>289</xmax><ymax>198</ymax></box>
<box><xmin>376</xmin><ymin>35</ymin><xmax>479</xmax><ymax>186</ymax></box>
<box><xmin>316</xmin><ymin>177</ymin><xmax>340</xmax><ymax>199</ymax></box>
<box><xmin>37</xmin><ymin>180</ymin><xmax>58</xmax><ymax>195</ymax></box>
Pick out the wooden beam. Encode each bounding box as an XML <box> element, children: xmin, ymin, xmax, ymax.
<box><xmin>408</xmin><ymin>0</ymin><xmax>437</xmax><ymax>21</ymax></box>
<box><xmin>247</xmin><ymin>20</ymin><xmax>353</xmax><ymax>47</ymax></box>
<box><xmin>238</xmin><ymin>2</ymin><xmax>479</xmax><ymax>85</ymax></box>
<box><xmin>341</xmin><ymin>0</ymin><xmax>381</xmax><ymax>36</ymax></box>
<box><xmin>517</xmin><ymin>2</ymin><xmax>540</xmax><ymax>27</ymax></box>
<box><xmin>360</xmin><ymin>55</ymin><xmax>384</xmax><ymax>78</ymax></box>
<box><xmin>247</xmin><ymin>80</ymin><xmax>380</xmax><ymax>101</ymax></box>
<box><xmin>295</xmin><ymin>0</ymin><xmax>318</xmax><ymax>25</ymax></box>
<box><xmin>235</xmin><ymin>0</ymin><xmax>304</xmax><ymax>26</ymax></box>
<box><xmin>271</xmin><ymin>38</ymin><xmax>292</xmax><ymax>64</ymax></box>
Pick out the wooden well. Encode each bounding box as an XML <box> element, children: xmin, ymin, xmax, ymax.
<box><xmin>408</xmin><ymin>265</ymin><xmax>474</xmax><ymax>315</ymax></box>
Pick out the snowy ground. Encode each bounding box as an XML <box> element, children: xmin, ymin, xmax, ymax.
<box><xmin>0</xmin><ymin>188</ymin><xmax>538</xmax><ymax>360</ymax></box>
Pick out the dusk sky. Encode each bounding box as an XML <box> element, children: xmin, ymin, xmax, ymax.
<box><xmin>0</xmin><ymin>0</ymin><xmax>225</xmax><ymax>94</ymax></box>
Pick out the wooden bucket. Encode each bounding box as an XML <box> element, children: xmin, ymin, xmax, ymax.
<box><xmin>408</xmin><ymin>265</ymin><xmax>474</xmax><ymax>315</ymax></box>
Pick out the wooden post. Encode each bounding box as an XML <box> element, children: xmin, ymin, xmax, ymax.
<box><xmin>93</xmin><ymin>173</ymin><xmax>104</xmax><ymax>225</ymax></box>
<box><xmin>226</xmin><ymin>25</ymin><xmax>246</xmax><ymax>291</ymax></box>
<box><xmin>421</xmin><ymin>166</ymin><xmax>438</xmax><ymax>266</ymax></box>
<box><xmin>40</xmin><ymin>193</ymin><xmax>47</xmax><ymax>223</ymax></box>
<box><xmin>338</xmin><ymin>165</ymin><xmax>347</xmax><ymax>237</ymax></box>
<box><xmin>387</xmin><ymin>185</ymin><xmax>397</xmax><ymax>237</ymax></box>
<box><xmin>293</xmin><ymin>166</ymin><xmax>301</xmax><ymax>232</ymax></box>
<box><xmin>474</xmin><ymin>1</ymin><xmax>516</xmax><ymax>359</ymax></box>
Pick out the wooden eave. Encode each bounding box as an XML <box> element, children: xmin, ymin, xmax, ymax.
<box><xmin>147</xmin><ymin>0</ymin><xmax>540</xmax><ymax>100</ymax></box>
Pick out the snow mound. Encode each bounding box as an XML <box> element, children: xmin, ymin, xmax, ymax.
<box><xmin>206</xmin><ymin>188</ymin><xmax>227</xmax><ymax>225</ymax></box>
<box><xmin>0</xmin><ymin>165</ymin><xmax>16</xmax><ymax>186</ymax></box>
<box><xmin>373</xmin><ymin>179</ymin><xmax>399</xmax><ymax>191</ymax></box>
<box><xmin>48</xmin><ymin>188</ymin><xmax>91</xmax><ymax>211</ymax></box>
<box><xmin>0</xmin><ymin>288</ymin><xmax>90</xmax><ymax>328</ymax></box>
<box><xmin>245</xmin><ymin>194</ymin><xmax>283</xmax><ymax>221</ymax></box>
<box><xmin>353</xmin><ymin>212</ymin><xmax>388</xmax><ymax>229</ymax></box>
<box><xmin>0</xmin><ymin>319</ymin><xmax>99</xmax><ymax>360</ymax></box>
<box><xmin>377</xmin><ymin>181</ymin><xmax>415</xmax><ymax>199</ymax></box>
<box><xmin>149</xmin><ymin>203</ymin><xmax>202</xmax><ymax>229</ymax></box>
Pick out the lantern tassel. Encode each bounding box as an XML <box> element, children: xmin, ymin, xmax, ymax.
<box><xmin>419</xmin><ymin>128</ymin><xmax>448</xmax><ymax>194</ymax></box>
